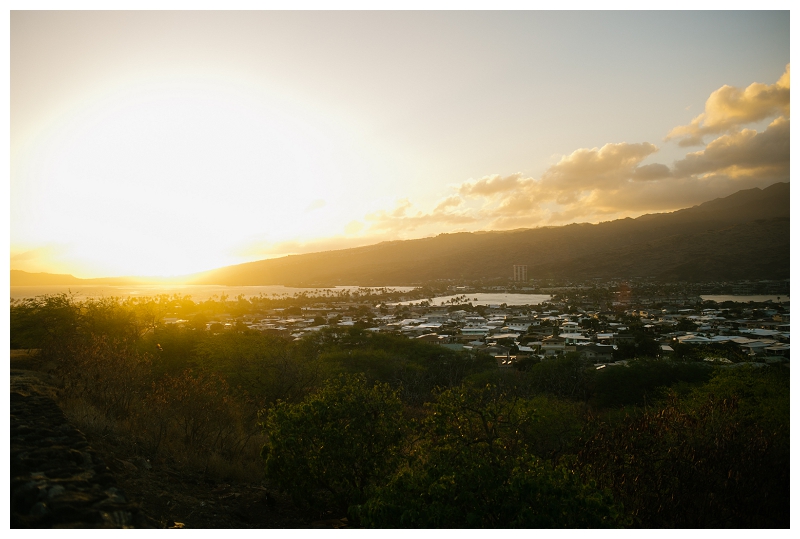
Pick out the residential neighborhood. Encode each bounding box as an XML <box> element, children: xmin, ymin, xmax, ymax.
<box><xmin>162</xmin><ymin>277</ymin><xmax>790</xmax><ymax>369</ymax></box>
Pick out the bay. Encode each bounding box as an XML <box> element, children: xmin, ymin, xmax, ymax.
<box><xmin>10</xmin><ymin>284</ymin><xmax>417</xmax><ymax>302</ymax></box>
<box><xmin>394</xmin><ymin>292</ymin><xmax>553</xmax><ymax>307</ymax></box>
<box><xmin>700</xmin><ymin>295</ymin><xmax>790</xmax><ymax>304</ymax></box>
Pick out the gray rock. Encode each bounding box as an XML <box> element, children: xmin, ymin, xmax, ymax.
<box><xmin>47</xmin><ymin>485</ymin><xmax>66</xmax><ymax>500</ymax></box>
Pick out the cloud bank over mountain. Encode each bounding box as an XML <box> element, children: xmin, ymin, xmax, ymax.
<box><xmin>352</xmin><ymin>66</ymin><xmax>790</xmax><ymax>241</ymax></box>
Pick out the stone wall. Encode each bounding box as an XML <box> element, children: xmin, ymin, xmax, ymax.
<box><xmin>10</xmin><ymin>371</ymin><xmax>156</xmax><ymax>528</ymax></box>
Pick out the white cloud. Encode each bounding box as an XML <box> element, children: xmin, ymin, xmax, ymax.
<box><xmin>458</xmin><ymin>173</ymin><xmax>531</xmax><ymax>198</ymax></box>
<box><xmin>672</xmin><ymin>117</ymin><xmax>789</xmax><ymax>180</ymax></box>
<box><xmin>666</xmin><ymin>64</ymin><xmax>790</xmax><ymax>146</ymax></box>
<box><xmin>239</xmin><ymin>70</ymin><xmax>792</xmax><ymax>254</ymax></box>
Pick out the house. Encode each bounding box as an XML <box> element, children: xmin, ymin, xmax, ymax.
<box><xmin>541</xmin><ymin>336</ymin><xmax>566</xmax><ymax>356</ymax></box>
<box><xmin>576</xmin><ymin>343</ymin><xmax>614</xmax><ymax>362</ymax></box>
<box><xmin>561</xmin><ymin>321</ymin><xmax>581</xmax><ymax>332</ymax></box>
<box><xmin>614</xmin><ymin>333</ymin><xmax>635</xmax><ymax>345</ymax></box>
<box><xmin>460</xmin><ymin>327</ymin><xmax>491</xmax><ymax>338</ymax></box>
<box><xmin>424</xmin><ymin>313</ymin><xmax>450</xmax><ymax>324</ymax></box>
<box><xmin>517</xmin><ymin>345</ymin><xmax>535</xmax><ymax>356</ymax></box>
<box><xmin>559</xmin><ymin>332</ymin><xmax>590</xmax><ymax>345</ymax></box>
<box><xmin>416</xmin><ymin>333</ymin><xmax>444</xmax><ymax>344</ymax></box>
<box><xmin>508</xmin><ymin>319</ymin><xmax>535</xmax><ymax>332</ymax></box>
<box><xmin>676</xmin><ymin>334</ymin><xmax>712</xmax><ymax>345</ymax></box>
<box><xmin>595</xmin><ymin>332</ymin><xmax>615</xmax><ymax>344</ymax></box>
<box><xmin>763</xmin><ymin>344</ymin><xmax>790</xmax><ymax>358</ymax></box>
<box><xmin>485</xmin><ymin>345</ymin><xmax>511</xmax><ymax>357</ymax></box>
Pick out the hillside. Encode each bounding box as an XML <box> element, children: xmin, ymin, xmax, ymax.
<box><xmin>10</xmin><ymin>271</ymin><xmax>86</xmax><ymax>286</ymax></box>
<box><xmin>187</xmin><ymin>182</ymin><xmax>789</xmax><ymax>285</ymax></box>
<box><xmin>9</xmin><ymin>271</ymin><xmax>171</xmax><ymax>287</ymax></box>
<box><xmin>12</xmin><ymin>182</ymin><xmax>789</xmax><ymax>286</ymax></box>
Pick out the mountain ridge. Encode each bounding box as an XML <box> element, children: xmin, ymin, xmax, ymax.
<box><xmin>186</xmin><ymin>182</ymin><xmax>789</xmax><ymax>285</ymax></box>
<box><xmin>11</xmin><ymin>182</ymin><xmax>789</xmax><ymax>286</ymax></box>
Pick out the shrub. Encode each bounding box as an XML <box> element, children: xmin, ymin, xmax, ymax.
<box><xmin>11</xmin><ymin>294</ymin><xmax>81</xmax><ymax>352</ymax></box>
<box><xmin>589</xmin><ymin>359</ymin><xmax>712</xmax><ymax>408</ymax></box>
<box><xmin>357</xmin><ymin>385</ymin><xmax>621</xmax><ymax>528</ymax></box>
<box><xmin>577</xmin><ymin>366</ymin><xmax>790</xmax><ymax>527</ymax></box>
<box><xmin>146</xmin><ymin>369</ymin><xmax>252</xmax><ymax>454</ymax></box>
<box><xmin>522</xmin><ymin>354</ymin><xmax>594</xmax><ymax>400</ymax></box>
<box><xmin>56</xmin><ymin>336</ymin><xmax>153</xmax><ymax>419</ymax></box>
<box><xmin>194</xmin><ymin>332</ymin><xmax>320</xmax><ymax>404</ymax></box>
<box><xmin>260</xmin><ymin>374</ymin><xmax>407</xmax><ymax>515</ymax></box>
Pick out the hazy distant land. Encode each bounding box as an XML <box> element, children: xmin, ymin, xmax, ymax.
<box><xmin>11</xmin><ymin>182</ymin><xmax>789</xmax><ymax>289</ymax></box>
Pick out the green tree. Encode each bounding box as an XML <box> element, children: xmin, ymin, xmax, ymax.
<box><xmin>357</xmin><ymin>384</ymin><xmax>620</xmax><ymax>528</ymax></box>
<box><xmin>10</xmin><ymin>293</ymin><xmax>81</xmax><ymax>350</ymax></box>
<box><xmin>522</xmin><ymin>354</ymin><xmax>594</xmax><ymax>401</ymax></box>
<box><xmin>590</xmin><ymin>358</ymin><xmax>711</xmax><ymax>408</ymax></box>
<box><xmin>260</xmin><ymin>374</ymin><xmax>407</xmax><ymax>516</ymax></box>
<box><xmin>194</xmin><ymin>332</ymin><xmax>319</xmax><ymax>404</ymax></box>
<box><xmin>675</xmin><ymin>318</ymin><xmax>698</xmax><ymax>332</ymax></box>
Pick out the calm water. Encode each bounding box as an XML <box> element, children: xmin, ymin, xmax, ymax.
<box><xmin>395</xmin><ymin>293</ymin><xmax>553</xmax><ymax>307</ymax></box>
<box><xmin>397</xmin><ymin>293</ymin><xmax>789</xmax><ymax>307</ymax></box>
<box><xmin>10</xmin><ymin>287</ymin><xmax>787</xmax><ymax>306</ymax></box>
<box><xmin>701</xmin><ymin>295</ymin><xmax>790</xmax><ymax>304</ymax></box>
<box><xmin>10</xmin><ymin>284</ymin><xmax>417</xmax><ymax>302</ymax></box>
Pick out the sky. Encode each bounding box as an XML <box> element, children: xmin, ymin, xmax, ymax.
<box><xmin>9</xmin><ymin>10</ymin><xmax>791</xmax><ymax>278</ymax></box>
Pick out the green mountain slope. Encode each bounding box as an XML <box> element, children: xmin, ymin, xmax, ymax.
<box><xmin>188</xmin><ymin>182</ymin><xmax>789</xmax><ymax>285</ymax></box>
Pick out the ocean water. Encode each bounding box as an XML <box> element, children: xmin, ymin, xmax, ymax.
<box><xmin>11</xmin><ymin>287</ymin><xmax>786</xmax><ymax>306</ymax></box>
<box><xmin>10</xmin><ymin>284</ymin><xmax>417</xmax><ymax>302</ymax></box>
<box><xmin>394</xmin><ymin>293</ymin><xmax>553</xmax><ymax>307</ymax></box>
<box><xmin>700</xmin><ymin>295</ymin><xmax>789</xmax><ymax>304</ymax></box>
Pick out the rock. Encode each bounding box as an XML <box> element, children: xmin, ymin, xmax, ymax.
<box><xmin>47</xmin><ymin>485</ymin><xmax>66</xmax><ymax>500</ymax></box>
<box><xmin>10</xmin><ymin>375</ymin><xmax>157</xmax><ymax>528</ymax></box>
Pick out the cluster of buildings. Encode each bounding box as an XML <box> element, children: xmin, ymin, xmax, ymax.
<box><xmin>164</xmin><ymin>289</ymin><xmax>789</xmax><ymax>368</ymax></box>
<box><xmin>665</xmin><ymin>308</ymin><xmax>790</xmax><ymax>361</ymax></box>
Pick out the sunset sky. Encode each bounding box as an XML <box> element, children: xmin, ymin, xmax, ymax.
<box><xmin>10</xmin><ymin>10</ymin><xmax>790</xmax><ymax>278</ymax></box>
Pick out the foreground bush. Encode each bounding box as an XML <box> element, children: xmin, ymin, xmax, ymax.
<box><xmin>48</xmin><ymin>333</ymin><xmax>263</xmax><ymax>481</ymax></box>
<box><xmin>260</xmin><ymin>374</ymin><xmax>407</xmax><ymax>515</ymax></box>
<box><xmin>56</xmin><ymin>336</ymin><xmax>153</xmax><ymax>419</ymax></box>
<box><xmin>589</xmin><ymin>359</ymin><xmax>712</xmax><ymax>408</ymax></box>
<box><xmin>356</xmin><ymin>385</ymin><xmax>621</xmax><ymax>528</ymax></box>
<box><xmin>143</xmin><ymin>369</ymin><xmax>258</xmax><ymax>460</ymax></box>
<box><xmin>577</xmin><ymin>366</ymin><xmax>790</xmax><ymax>527</ymax></box>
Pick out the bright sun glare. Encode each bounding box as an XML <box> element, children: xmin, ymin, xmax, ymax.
<box><xmin>11</xmin><ymin>12</ymin><xmax>790</xmax><ymax>280</ymax></box>
<box><xmin>13</xmin><ymin>76</ymin><xmax>366</xmax><ymax>277</ymax></box>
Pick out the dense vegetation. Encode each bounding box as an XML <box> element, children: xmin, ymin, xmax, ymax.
<box><xmin>10</xmin><ymin>293</ymin><xmax>789</xmax><ymax>528</ymax></box>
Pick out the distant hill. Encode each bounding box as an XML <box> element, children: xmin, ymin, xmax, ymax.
<box><xmin>184</xmin><ymin>182</ymin><xmax>789</xmax><ymax>285</ymax></box>
<box><xmin>12</xmin><ymin>183</ymin><xmax>788</xmax><ymax>287</ymax></box>
<box><xmin>10</xmin><ymin>270</ymin><xmax>168</xmax><ymax>287</ymax></box>
<box><xmin>10</xmin><ymin>270</ymin><xmax>86</xmax><ymax>286</ymax></box>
